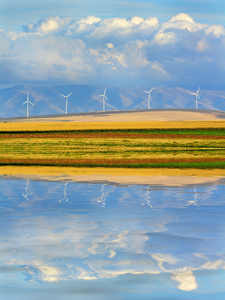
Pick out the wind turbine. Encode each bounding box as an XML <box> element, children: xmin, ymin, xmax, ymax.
<box><xmin>22</xmin><ymin>179</ymin><xmax>33</xmax><ymax>201</ymax></box>
<box><xmin>22</xmin><ymin>91</ymin><xmax>34</xmax><ymax>118</ymax></box>
<box><xmin>187</xmin><ymin>186</ymin><xmax>200</xmax><ymax>209</ymax></box>
<box><xmin>191</xmin><ymin>87</ymin><xmax>201</xmax><ymax>109</ymax></box>
<box><xmin>99</xmin><ymin>184</ymin><xmax>106</xmax><ymax>208</ymax></box>
<box><xmin>60</xmin><ymin>93</ymin><xmax>72</xmax><ymax>114</ymax></box>
<box><xmin>98</xmin><ymin>88</ymin><xmax>109</xmax><ymax>111</ymax></box>
<box><xmin>143</xmin><ymin>88</ymin><xmax>154</xmax><ymax>109</ymax></box>
<box><xmin>58</xmin><ymin>182</ymin><xmax>70</xmax><ymax>204</ymax></box>
<box><xmin>144</xmin><ymin>186</ymin><xmax>153</xmax><ymax>208</ymax></box>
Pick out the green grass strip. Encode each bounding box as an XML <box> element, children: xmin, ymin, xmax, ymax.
<box><xmin>0</xmin><ymin>161</ymin><xmax>225</xmax><ymax>169</ymax></box>
<box><xmin>1</xmin><ymin>127</ymin><xmax>225</xmax><ymax>135</ymax></box>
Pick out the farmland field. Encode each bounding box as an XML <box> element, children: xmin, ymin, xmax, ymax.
<box><xmin>1</xmin><ymin>120</ymin><xmax>225</xmax><ymax>131</ymax></box>
<box><xmin>1</xmin><ymin>121</ymin><xmax>225</xmax><ymax>168</ymax></box>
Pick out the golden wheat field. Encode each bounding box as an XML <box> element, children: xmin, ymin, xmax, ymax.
<box><xmin>1</xmin><ymin>120</ymin><xmax>225</xmax><ymax>132</ymax></box>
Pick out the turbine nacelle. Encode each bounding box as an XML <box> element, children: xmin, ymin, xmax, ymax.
<box><xmin>143</xmin><ymin>87</ymin><xmax>154</xmax><ymax>94</ymax></box>
<box><xmin>60</xmin><ymin>93</ymin><xmax>72</xmax><ymax>99</ymax></box>
<box><xmin>22</xmin><ymin>100</ymin><xmax>34</xmax><ymax>106</ymax></box>
<box><xmin>190</xmin><ymin>87</ymin><xmax>201</xmax><ymax>96</ymax></box>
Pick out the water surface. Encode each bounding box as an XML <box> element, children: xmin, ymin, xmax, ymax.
<box><xmin>1</xmin><ymin>176</ymin><xmax>225</xmax><ymax>299</ymax></box>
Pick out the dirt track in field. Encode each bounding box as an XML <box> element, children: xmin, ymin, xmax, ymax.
<box><xmin>0</xmin><ymin>158</ymin><xmax>224</xmax><ymax>166</ymax></box>
<box><xmin>1</xmin><ymin>132</ymin><xmax>225</xmax><ymax>139</ymax></box>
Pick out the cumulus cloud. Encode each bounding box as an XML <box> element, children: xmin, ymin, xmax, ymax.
<box><xmin>205</xmin><ymin>25</ymin><xmax>225</xmax><ymax>38</ymax></box>
<box><xmin>1</xmin><ymin>13</ymin><xmax>225</xmax><ymax>88</ymax></box>
<box><xmin>171</xmin><ymin>271</ymin><xmax>198</xmax><ymax>291</ymax></box>
<box><xmin>23</xmin><ymin>16</ymin><xmax>73</xmax><ymax>35</ymax></box>
<box><xmin>197</xmin><ymin>39</ymin><xmax>210</xmax><ymax>52</ymax></box>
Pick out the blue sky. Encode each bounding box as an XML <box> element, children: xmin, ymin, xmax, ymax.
<box><xmin>1</xmin><ymin>0</ymin><xmax>225</xmax><ymax>31</ymax></box>
<box><xmin>0</xmin><ymin>0</ymin><xmax>225</xmax><ymax>88</ymax></box>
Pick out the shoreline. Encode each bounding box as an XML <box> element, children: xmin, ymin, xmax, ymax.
<box><xmin>1</xmin><ymin>166</ymin><xmax>225</xmax><ymax>187</ymax></box>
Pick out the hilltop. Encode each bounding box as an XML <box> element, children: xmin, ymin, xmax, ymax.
<box><xmin>1</xmin><ymin>108</ymin><xmax>225</xmax><ymax>123</ymax></box>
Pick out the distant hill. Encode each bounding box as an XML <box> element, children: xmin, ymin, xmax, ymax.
<box><xmin>0</xmin><ymin>84</ymin><xmax>225</xmax><ymax>118</ymax></box>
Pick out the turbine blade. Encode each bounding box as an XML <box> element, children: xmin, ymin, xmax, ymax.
<box><xmin>98</xmin><ymin>94</ymin><xmax>104</xmax><ymax>97</ymax></box>
<box><xmin>22</xmin><ymin>101</ymin><xmax>27</xmax><ymax>105</ymax></box>
<box><xmin>60</xmin><ymin>93</ymin><xmax>66</xmax><ymax>98</ymax></box>
<box><xmin>67</xmin><ymin>93</ymin><xmax>72</xmax><ymax>97</ymax></box>
<box><xmin>143</xmin><ymin>90</ymin><xmax>149</xmax><ymax>93</ymax></box>
<box><xmin>28</xmin><ymin>101</ymin><xmax>34</xmax><ymax>106</ymax></box>
<box><xmin>104</xmin><ymin>88</ymin><xmax>107</xmax><ymax>95</ymax></box>
<box><xmin>150</xmin><ymin>88</ymin><xmax>154</xmax><ymax>93</ymax></box>
<box><xmin>105</xmin><ymin>95</ymin><xmax>109</xmax><ymax>102</ymax></box>
<box><xmin>197</xmin><ymin>87</ymin><xmax>200</xmax><ymax>93</ymax></box>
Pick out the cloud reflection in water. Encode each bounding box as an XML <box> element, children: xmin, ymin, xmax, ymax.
<box><xmin>1</xmin><ymin>178</ymin><xmax>225</xmax><ymax>298</ymax></box>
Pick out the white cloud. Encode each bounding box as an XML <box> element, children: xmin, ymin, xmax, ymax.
<box><xmin>200</xmin><ymin>260</ymin><xmax>225</xmax><ymax>270</ymax></box>
<box><xmin>1</xmin><ymin>14</ymin><xmax>225</xmax><ymax>88</ymax></box>
<box><xmin>67</xmin><ymin>16</ymin><xmax>101</xmax><ymax>35</ymax></box>
<box><xmin>171</xmin><ymin>271</ymin><xmax>198</xmax><ymax>291</ymax></box>
<box><xmin>153</xmin><ymin>13</ymin><xmax>207</xmax><ymax>46</ymax></box>
<box><xmin>107</xmin><ymin>43</ymin><xmax>114</xmax><ymax>49</ymax></box>
<box><xmin>29</xmin><ymin>16</ymin><xmax>73</xmax><ymax>35</ymax></box>
<box><xmin>38</xmin><ymin>17</ymin><xmax>60</xmax><ymax>33</ymax></box>
<box><xmin>163</xmin><ymin>13</ymin><xmax>207</xmax><ymax>32</ymax></box>
<box><xmin>154</xmin><ymin>31</ymin><xmax>176</xmax><ymax>45</ymax></box>
<box><xmin>88</xmin><ymin>16</ymin><xmax>159</xmax><ymax>41</ymax></box>
<box><xmin>205</xmin><ymin>24</ymin><xmax>225</xmax><ymax>38</ymax></box>
<box><xmin>167</xmin><ymin>13</ymin><xmax>206</xmax><ymax>32</ymax></box>
<box><xmin>37</xmin><ymin>265</ymin><xmax>61</xmax><ymax>282</ymax></box>
<box><xmin>197</xmin><ymin>39</ymin><xmax>210</xmax><ymax>52</ymax></box>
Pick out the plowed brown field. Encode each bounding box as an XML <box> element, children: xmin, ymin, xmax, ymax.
<box><xmin>1</xmin><ymin>132</ymin><xmax>225</xmax><ymax>139</ymax></box>
<box><xmin>0</xmin><ymin>158</ymin><xmax>224</xmax><ymax>166</ymax></box>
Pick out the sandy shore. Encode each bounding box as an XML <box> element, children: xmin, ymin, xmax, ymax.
<box><xmin>1</xmin><ymin>166</ymin><xmax>225</xmax><ymax>187</ymax></box>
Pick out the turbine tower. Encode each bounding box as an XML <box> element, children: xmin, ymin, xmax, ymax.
<box><xmin>98</xmin><ymin>88</ymin><xmax>109</xmax><ymax>111</ymax></box>
<box><xmin>143</xmin><ymin>88</ymin><xmax>154</xmax><ymax>109</ymax></box>
<box><xmin>60</xmin><ymin>93</ymin><xmax>72</xmax><ymax>114</ymax></box>
<box><xmin>22</xmin><ymin>92</ymin><xmax>34</xmax><ymax>118</ymax></box>
<box><xmin>191</xmin><ymin>87</ymin><xmax>201</xmax><ymax>109</ymax></box>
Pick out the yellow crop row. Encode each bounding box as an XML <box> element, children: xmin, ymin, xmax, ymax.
<box><xmin>1</xmin><ymin>120</ymin><xmax>225</xmax><ymax>131</ymax></box>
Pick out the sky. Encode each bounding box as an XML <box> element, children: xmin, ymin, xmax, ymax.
<box><xmin>0</xmin><ymin>0</ymin><xmax>225</xmax><ymax>89</ymax></box>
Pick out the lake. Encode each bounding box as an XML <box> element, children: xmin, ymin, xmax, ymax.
<box><xmin>1</xmin><ymin>173</ymin><xmax>225</xmax><ymax>299</ymax></box>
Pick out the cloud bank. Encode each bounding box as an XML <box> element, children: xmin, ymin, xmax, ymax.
<box><xmin>1</xmin><ymin>13</ymin><xmax>225</xmax><ymax>88</ymax></box>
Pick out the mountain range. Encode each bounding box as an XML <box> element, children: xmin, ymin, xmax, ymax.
<box><xmin>0</xmin><ymin>84</ymin><xmax>225</xmax><ymax>118</ymax></box>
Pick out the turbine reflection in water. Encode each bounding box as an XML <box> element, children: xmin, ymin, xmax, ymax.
<box><xmin>98</xmin><ymin>184</ymin><xmax>106</xmax><ymax>208</ymax></box>
<box><xmin>187</xmin><ymin>186</ymin><xmax>200</xmax><ymax>209</ymax></box>
<box><xmin>144</xmin><ymin>186</ymin><xmax>153</xmax><ymax>208</ymax></box>
<box><xmin>58</xmin><ymin>182</ymin><xmax>70</xmax><ymax>204</ymax></box>
<box><xmin>1</xmin><ymin>178</ymin><xmax>225</xmax><ymax>299</ymax></box>
<box><xmin>22</xmin><ymin>179</ymin><xmax>33</xmax><ymax>202</ymax></box>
